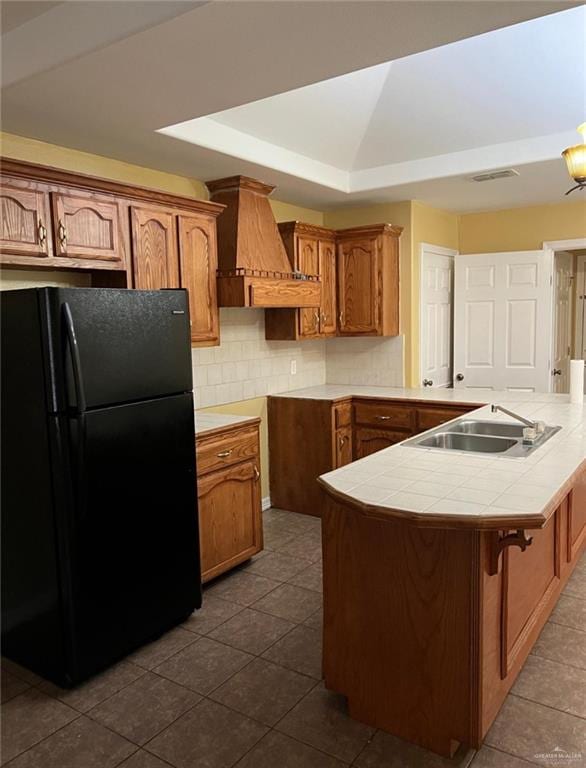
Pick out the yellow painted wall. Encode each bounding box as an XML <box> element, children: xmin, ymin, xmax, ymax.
<box><xmin>324</xmin><ymin>201</ymin><xmax>413</xmax><ymax>382</ymax></box>
<box><xmin>459</xmin><ymin>200</ymin><xmax>586</xmax><ymax>253</ymax></box>
<box><xmin>1</xmin><ymin>132</ymin><xmax>209</xmax><ymax>199</ymax></box>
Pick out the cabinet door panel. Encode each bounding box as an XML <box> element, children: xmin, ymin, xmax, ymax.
<box><xmin>568</xmin><ymin>468</ymin><xmax>586</xmax><ymax>561</ymax></box>
<box><xmin>131</xmin><ymin>206</ymin><xmax>179</xmax><ymax>290</ymax></box>
<box><xmin>335</xmin><ymin>427</ymin><xmax>353</xmax><ymax>468</ymax></box>
<box><xmin>337</xmin><ymin>238</ymin><xmax>379</xmax><ymax>335</ymax></box>
<box><xmin>354</xmin><ymin>427</ymin><xmax>407</xmax><ymax>459</ymax></box>
<box><xmin>198</xmin><ymin>460</ymin><xmax>262</xmax><ymax>583</ymax></box>
<box><xmin>1</xmin><ymin>182</ymin><xmax>51</xmax><ymax>259</ymax></box>
<box><xmin>297</xmin><ymin>236</ymin><xmax>320</xmax><ymax>338</ymax></box>
<box><xmin>178</xmin><ymin>215</ymin><xmax>219</xmax><ymax>345</ymax></box>
<box><xmin>319</xmin><ymin>237</ymin><xmax>337</xmax><ymax>336</ymax></box>
<box><xmin>52</xmin><ymin>191</ymin><xmax>124</xmax><ymax>263</ymax></box>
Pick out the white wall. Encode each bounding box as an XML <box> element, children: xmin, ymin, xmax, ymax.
<box><xmin>192</xmin><ymin>308</ymin><xmax>327</xmax><ymax>408</ymax></box>
<box><xmin>325</xmin><ymin>336</ymin><xmax>404</xmax><ymax>387</ymax></box>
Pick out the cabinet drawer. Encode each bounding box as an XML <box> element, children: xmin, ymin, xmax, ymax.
<box><xmin>196</xmin><ymin>428</ymin><xmax>259</xmax><ymax>474</ymax></box>
<box><xmin>354</xmin><ymin>401</ymin><xmax>415</xmax><ymax>431</ymax></box>
<box><xmin>334</xmin><ymin>401</ymin><xmax>352</xmax><ymax>429</ymax></box>
<box><xmin>416</xmin><ymin>407</ymin><xmax>471</xmax><ymax>433</ymax></box>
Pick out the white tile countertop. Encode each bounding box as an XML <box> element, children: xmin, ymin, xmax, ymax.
<box><xmin>271</xmin><ymin>384</ymin><xmax>586</xmax><ymax>405</ymax></box>
<box><xmin>194</xmin><ymin>411</ymin><xmax>258</xmax><ymax>437</ymax></box>
<box><xmin>313</xmin><ymin>389</ymin><xmax>586</xmax><ymax>530</ymax></box>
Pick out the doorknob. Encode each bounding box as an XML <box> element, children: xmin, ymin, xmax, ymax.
<box><xmin>422</xmin><ymin>379</ymin><xmax>434</xmax><ymax>387</ymax></box>
<box><xmin>552</xmin><ymin>368</ymin><xmax>562</xmax><ymax>376</ymax></box>
<box><xmin>456</xmin><ymin>374</ymin><xmax>464</xmax><ymax>381</ymax></box>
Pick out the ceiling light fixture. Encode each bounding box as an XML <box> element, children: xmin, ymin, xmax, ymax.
<box><xmin>562</xmin><ymin>123</ymin><xmax>586</xmax><ymax>195</ymax></box>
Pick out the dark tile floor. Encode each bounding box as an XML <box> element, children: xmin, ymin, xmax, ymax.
<box><xmin>1</xmin><ymin>508</ymin><xmax>585</xmax><ymax>768</ymax></box>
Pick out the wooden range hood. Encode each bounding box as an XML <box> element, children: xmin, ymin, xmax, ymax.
<box><xmin>206</xmin><ymin>176</ymin><xmax>321</xmax><ymax>308</ymax></box>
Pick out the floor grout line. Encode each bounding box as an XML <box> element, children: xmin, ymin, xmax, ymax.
<box><xmin>508</xmin><ymin>691</ymin><xmax>586</xmax><ymax>721</ymax></box>
<box><xmin>3</xmin><ymin>512</ymin><xmax>582</xmax><ymax>768</ymax></box>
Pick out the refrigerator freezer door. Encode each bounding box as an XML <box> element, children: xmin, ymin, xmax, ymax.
<box><xmin>65</xmin><ymin>393</ymin><xmax>200</xmax><ymax>683</ymax></box>
<box><xmin>44</xmin><ymin>288</ymin><xmax>193</xmax><ymax>411</ymax></box>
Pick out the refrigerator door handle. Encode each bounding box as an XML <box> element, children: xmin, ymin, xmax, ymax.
<box><xmin>62</xmin><ymin>302</ymin><xmax>87</xmax><ymax>412</ymax></box>
<box><xmin>63</xmin><ymin>302</ymin><xmax>88</xmax><ymax>520</ymax></box>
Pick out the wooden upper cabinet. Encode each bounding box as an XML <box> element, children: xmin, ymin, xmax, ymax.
<box><xmin>298</xmin><ymin>236</ymin><xmax>321</xmax><ymax>338</ymax></box>
<box><xmin>177</xmin><ymin>215</ymin><xmax>219</xmax><ymax>346</ymax></box>
<box><xmin>1</xmin><ymin>179</ymin><xmax>51</xmax><ymax>260</ymax></box>
<box><xmin>265</xmin><ymin>222</ymin><xmax>337</xmax><ymax>341</ymax></box>
<box><xmin>319</xmin><ymin>237</ymin><xmax>337</xmax><ymax>336</ymax></box>
<box><xmin>51</xmin><ymin>191</ymin><xmax>124</xmax><ymax>264</ymax></box>
<box><xmin>130</xmin><ymin>205</ymin><xmax>179</xmax><ymax>290</ymax></box>
<box><xmin>337</xmin><ymin>236</ymin><xmax>379</xmax><ymax>334</ymax></box>
<box><xmin>336</xmin><ymin>224</ymin><xmax>402</xmax><ymax>337</ymax></box>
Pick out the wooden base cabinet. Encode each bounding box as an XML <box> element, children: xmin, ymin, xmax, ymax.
<box><xmin>196</xmin><ymin>419</ymin><xmax>263</xmax><ymax>583</ymax></box>
<box><xmin>268</xmin><ymin>397</ymin><xmax>354</xmax><ymax>518</ymax></box>
<box><xmin>321</xmin><ymin>468</ymin><xmax>586</xmax><ymax>757</ymax></box>
<box><xmin>268</xmin><ymin>396</ymin><xmax>477</xmax><ymax>515</ymax></box>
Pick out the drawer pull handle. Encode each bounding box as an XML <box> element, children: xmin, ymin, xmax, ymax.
<box><xmin>253</xmin><ymin>465</ymin><xmax>260</xmax><ymax>481</ymax></box>
<box><xmin>339</xmin><ymin>436</ymin><xmax>346</xmax><ymax>447</ymax></box>
<box><xmin>377</xmin><ymin>415</ymin><xmax>391</xmax><ymax>420</ymax></box>
<box><xmin>217</xmin><ymin>449</ymin><xmax>233</xmax><ymax>458</ymax></box>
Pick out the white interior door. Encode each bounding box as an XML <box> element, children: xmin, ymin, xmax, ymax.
<box><xmin>454</xmin><ymin>251</ymin><xmax>552</xmax><ymax>392</ymax></box>
<box><xmin>420</xmin><ymin>245</ymin><xmax>456</xmax><ymax>388</ymax></box>
<box><xmin>552</xmin><ymin>251</ymin><xmax>574</xmax><ymax>393</ymax></box>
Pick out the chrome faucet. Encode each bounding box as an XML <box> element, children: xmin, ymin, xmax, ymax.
<box><xmin>491</xmin><ymin>404</ymin><xmax>536</xmax><ymax>429</ymax></box>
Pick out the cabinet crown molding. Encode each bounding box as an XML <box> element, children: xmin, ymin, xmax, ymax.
<box><xmin>205</xmin><ymin>175</ymin><xmax>276</xmax><ymax>197</ymax></box>
<box><xmin>278</xmin><ymin>221</ymin><xmax>336</xmax><ymax>239</ymax></box>
<box><xmin>336</xmin><ymin>223</ymin><xmax>403</xmax><ymax>238</ymax></box>
<box><xmin>1</xmin><ymin>158</ymin><xmax>225</xmax><ymax>217</ymax></box>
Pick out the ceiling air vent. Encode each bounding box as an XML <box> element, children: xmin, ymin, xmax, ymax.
<box><xmin>469</xmin><ymin>169</ymin><xmax>520</xmax><ymax>182</ymax></box>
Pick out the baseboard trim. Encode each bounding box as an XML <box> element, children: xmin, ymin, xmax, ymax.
<box><xmin>262</xmin><ymin>496</ymin><xmax>272</xmax><ymax>512</ymax></box>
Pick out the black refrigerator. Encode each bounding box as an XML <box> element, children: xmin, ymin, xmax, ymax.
<box><xmin>1</xmin><ymin>287</ymin><xmax>202</xmax><ymax>687</ymax></box>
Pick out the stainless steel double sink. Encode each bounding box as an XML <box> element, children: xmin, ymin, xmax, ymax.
<box><xmin>404</xmin><ymin>419</ymin><xmax>561</xmax><ymax>458</ymax></box>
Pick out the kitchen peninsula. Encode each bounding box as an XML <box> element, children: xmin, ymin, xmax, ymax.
<box><xmin>293</xmin><ymin>388</ymin><xmax>586</xmax><ymax>758</ymax></box>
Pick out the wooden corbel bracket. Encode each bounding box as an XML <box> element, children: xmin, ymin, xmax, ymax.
<box><xmin>488</xmin><ymin>529</ymin><xmax>533</xmax><ymax>575</ymax></box>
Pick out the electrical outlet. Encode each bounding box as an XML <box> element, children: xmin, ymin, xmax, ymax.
<box><xmin>290</xmin><ymin>359</ymin><xmax>297</xmax><ymax>375</ymax></box>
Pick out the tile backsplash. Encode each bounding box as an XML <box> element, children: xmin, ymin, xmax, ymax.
<box><xmin>325</xmin><ymin>336</ymin><xmax>404</xmax><ymax>387</ymax></box>
<box><xmin>193</xmin><ymin>309</ymin><xmax>404</xmax><ymax>407</ymax></box>
<box><xmin>192</xmin><ymin>309</ymin><xmax>326</xmax><ymax>408</ymax></box>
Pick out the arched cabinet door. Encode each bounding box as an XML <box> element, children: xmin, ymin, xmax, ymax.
<box><xmin>177</xmin><ymin>215</ymin><xmax>219</xmax><ymax>346</ymax></box>
<box><xmin>1</xmin><ymin>180</ymin><xmax>51</xmax><ymax>260</ymax></box>
<box><xmin>337</xmin><ymin>236</ymin><xmax>380</xmax><ymax>335</ymax></box>
<box><xmin>197</xmin><ymin>459</ymin><xmax>262</xmax><ymax>583</ymax></box>
<box><xmin>130</xmin><ymin>205</ymin><xmax>179</xmax><ymax>290</ymax></box>
<box><xmin>51</xmin><ymin>191</ymin><xmax>125</xmax><ymax>264</ymax></box>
